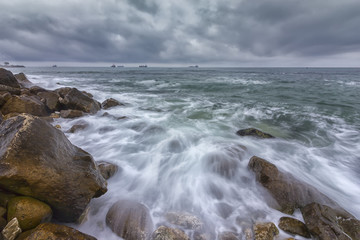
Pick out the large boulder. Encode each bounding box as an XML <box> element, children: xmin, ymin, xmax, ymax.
<box><xmin>1</xmin><ymin>95</ymin><xmax>48</xmax><ymax>116</ymax></box>
<box><xmin>248</xmin><ymin>156</ymin><xmax>334</xmax><ymax>214</ymax></box>
<box><xmin>7</xmin><ymin>196</ymin><xmax>52</xmax><ymax>231</ymax></box>
<box><xmin>101</xmin><ymin>98</ymin><xmax>124</xmax><ymax>109</ymax></box>
<box><xmin>278</xmin><ymin>217</ymin><xmax>310</xmax><ymax>238</ymax></box>
<box><xmin>14</xmin><ymin>73</ymin><xmax>32</xmax><ymax>88</ymax></box>
<box><xmin>0</xmin><ymin>68</ymin><xmax>20</xmax><ymax>88</ymax></box>
<box><xmin>152</xmin><ymin>226</ymin><xmax>190</xmax><ymax>240</ymax></box>
<box><xmin>165</xmin><ymin>212</ymin><xmax>203</xmax><ymax>231</ymax></box>
<box><xmin>0</xmin><ymin>85</ymin><xmax>21</xmax><ymax>95</ymax></box>
<box><xmin>56</xmin><ymin>87</ymin><xmax>100</xmax><ymax>114</ymax></box>
<box><xmin>253</xmin><ymin>222</ymin><xmax>279</xmax><ymax>240</ymax></box>
<box><xmin>16</xmin><ymin>223</ymin><xmax>96</xmax><ymax>240</ymax></box>
<box><xmin>301</xmin><ymin>202</ymin><xmax>360</xmax><ymax>240</ymax></box>
<box><xmin>106</xmin><ymin>199</ymin><xmax>153</xmax><ymax>240</ymax></box>
<box><xmin>60</xmin><ymin>109</ymin><xmax>84</xmax><ymax>118</ymax></box>
<box><xmin>0</xmin><ymin>114</ymin><xmax>107</xmax><ymax>222</ymax></box>
<box><xmin>236</xmin><ymin>128</ymin><xmax>274</xmax><ymax>138</ymax></box>
<box><xmin>37</xmin><ymin>91</ymin><xmax>60</xmax><ymax>111</ymax></box>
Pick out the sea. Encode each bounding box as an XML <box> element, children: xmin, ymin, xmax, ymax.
<box><xmin>12</xmin><ymin>67</ymin><xmax>360</xmax><ymax>239</ymax></box>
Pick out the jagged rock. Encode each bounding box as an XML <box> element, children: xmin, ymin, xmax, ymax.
<box><xmin>1</xmin><ymin>95</ymin><xmax>48</xmax><ymax>116</ymax></box>
<box><xmin>218</xmin><ymin>231</ymin><xmax>239</xmax><ymax>240</ymax></box>
<box><xmin>1</xmin><ymin>217</ymin><xmax>21</xmax><ymax>240</ymax></box>
<box><xmin>152</xmin><ymin>226</ymin><xmax>190</xmax><ymax>240</ymax></box>
<box><xmin>16</xmin><ymin>223</ymin><xmax>96</xmax><ymax>240</ymax></box>
<box><xmin>56</xmin><ymin>87</ymin><xmax>100</xmax><ymax>114</ymax></box>
<box><xmin>253</xmin><ymin>222</ymin><xmax>279</xmax><ymax>240</ymax></box>
<box><xmin>37</xmin><ymin>91</ymin><xmax>60</xmax><ymax>111</ymax></box>
<box><xmin>68</xmin><ymin>122</ymin><xmax>89</xmax><ymax>133</ymax></box>
<box><xmin>29</xmin><ymin>86</ymin><xmax>47</xmax><ymax>95</ymax></box>
<box><xmin>97</xmin><ymin>161</ymin><xmax>119</xmax><ymax>180</ymax></box>
<box><xmin>0</xmin><ymin>68</ymin><xmax>20</xmax><ymax>88</ymax></box>
<box><xmin>60</xmin><ymin>109</ymin><xmax>84</xmax><ymax>118</ymax></box>
<box><xmin>7</xmin><ymin>196</ymin><xmax>52</xmax><ymax>231</ymax></box>
<box><xmin>0</xmin><ymin>85</ymin><xmax>21</xmax><ymax>95</ymax></box>
<box><xmin>248</xmin><ymin>156</ymin><xmax>334</xmax><ymax>214</ymax></box>
<box><xmin>0</xmin><ymin>114</ymin><xmax>107</xmax><ymax>222</ymax></box>
<box><xmin>14</xmin><ymin>73</ymin><xmax>31</xmax><ymax>84</ymax></box>
<box><xmin>301</xmin><ymin>202</ymin><xmax>360</xmax><ymax>240</ymax></box>
<box><xmin>106</xmin><ymin>199</ymin><xmax>153</xmax><ymax>240</ymax></box>
<box><xmin>101</xmin><ymin>98</ymin><xmax>124</xmax><ymax>109</ymax></box>
<box><xmin>165</xmin><ymin>212</ymin><xmax>203</xmax><ymax>231</ymax></box>
<box><xmin>278</xmin><ymin>217</ymin><xmax>310</xmax><ymax>238</ymax></box>
<box><xmin>236</xmin><ymin>128</ymin><xmax>274</xmax><ymax>138</ymax></box>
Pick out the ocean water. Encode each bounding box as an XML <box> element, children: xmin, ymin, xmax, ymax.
<box><xmin>14</xmin><ymin>67</ymin><xmax>360</xmax><ymax>239</ymax></box>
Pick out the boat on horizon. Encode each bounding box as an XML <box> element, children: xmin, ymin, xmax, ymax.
<box><xmin>139</xmin><ymin>65</ymin><xmax>148</xmax><ymax>68</ymax></box>
<box><xmin>111</xmin><ymin>64</ymin><xmax>116</xmax><ymax>68</ymax></box>
<box><xmin>189</xmin><ymin>65</ymin><xmax>199</xmax><ymax>68</ymax></box>
<box><xmin>52</xmin><ymin>65</ymin><xmax>57</xmax><ymax>68</ymax></box>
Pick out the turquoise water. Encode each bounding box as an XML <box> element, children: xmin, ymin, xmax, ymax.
<box><xmin>15</xmin><ymin>67</ymin><xmax>360</xmax><ymax>239</ymax></box>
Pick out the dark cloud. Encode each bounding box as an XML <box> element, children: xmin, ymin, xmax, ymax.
<box><xmin>0</xmin><ymin>0</ymin><xmax>359</xmax><ymax>65</ymax></box>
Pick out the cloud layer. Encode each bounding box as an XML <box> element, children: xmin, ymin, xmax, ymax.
<box><xmin>1</xmin><ymin>0</ymin><xmax>359</xmax><ymax>66</ymax></box>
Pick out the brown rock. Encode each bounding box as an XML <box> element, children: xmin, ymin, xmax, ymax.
<box><xmin>97</xmin><ymin>161</ymin><xmax>119</xmax><ymax>180</ymax></box>
<box><xmin>29</xmin><ymin>86</ymin><xmax>47</xmax><ymax>95</ymax></box>
<box><xmin>165</xmin><ymin>212</ymin><xmax>203</xmax><ymax>231</ymax></box>
<box><xmin>101</xmin><ymin>98</ymin><xmax>124</xmax><ymax>109</ymax></box>
<box><xmin>1</xmin><ymin>95</ymin><xmax>49</xmax><ymax>116</ymax></box>
<box><xmin>278</xmin><ymin>217</ymin><xmax>310</xmax><ymax>238</ymax></box>
<box><xmin>0</xmin><ymin>68</ymin><xmax>20</xmax><ymax>88</ymax></box>
<box><xmin>0</xmin><ymin>207</ymin><xmax>6</xmax><ymax>218</ymax></box>
<box><xmin>253</xmin><ymin>222</ymin><xmax>279</xmax><ymax>240</ymax></box>
<box><xmin>37</xmin><ymin>91</ymin><xmax>60</xmax><ymax>111</ymax></box>
<box><xmin>236</xmin><ymin>128</ymin><xmax>274</xmax><ymax>138</ymax></box>
<box><xmin>56</xmin><ymin>87</ymin><xmax>100</xmax><ymax>114</ymax></box>
<box><xmin>1</xmin><ymin>92</ymin><xmax>11</xmax><ymax>102</ymax></box>
<box><xmin>7</xmin><ymin>196</ymin><xmax>52</xmax><ymax>231</ymax></box>
<box><xmin>0</xmin><ymin>114</ymin><xmax>107</xmax><ymax>222</ymax></box>
<box><xmin>0</xmin><ymin>95</ymin><xmax>6</xmax><ymax>107</ymax></box>
<box><xmin>152</xmin><ymin>226</ymin><xmax>190</xmax><ymax>240</ymax></box>
<box><xmin>301</xmin><ymin>202</ymin><xmax>360</xmax><ymax>240</ymax></box>
<box><xmin>106</xmin><ymin>199</ymin><xmax>153</xmax><ymax>240</ymax></box>
<box><xmin>14</xmin><ymin>73</ymin><xmax>31</xmax><ymax>84</ymax></box>
<box><xmin>1</xmin><ymin>217</ymin><xmax>22</xmax><ymax>240</ymax></box>
<box><xmin>60</xmin><ymin>109</ymin><xmax>84</xmax><ymax>118</ymax></box>
<box><xmin>16</xmin><ymin>223</ymin><xmax>96</xmax><ymax>240</ymax></box>
<box><xmin>248</xmin><ymin>156</ymin><xmax>334</xmax><ymax>214</ymax></box>
<box><xmin>68</xmin><ymin>123</ymin><xmax>89</xmax><ymax>133</ymax></box>
<box><xmin>0</xmin><ymin>85</ymin><xmax>21</xmax><ymax>95</ymax></box>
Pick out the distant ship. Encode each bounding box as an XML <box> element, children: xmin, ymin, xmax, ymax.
<box><xmin>139</xmin><ymin>65</ymin><xmax>148</xmax><ymax>68</ymax></box>
<box><xmin>111</xmin><ymin>64</ymin><xmax>116</xmax><ymax>68</ymax></box>
<box><xmin>52</xmin><ymin>65</ymin><xmax>57</xmax><ymax>67</ymax></box>
<box><xmin>189</xmin><ymin>65</ymin><xmax>199</xmax><ymax>68</ymax></box>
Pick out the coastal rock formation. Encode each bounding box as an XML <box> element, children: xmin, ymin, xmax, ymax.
<box><xmin>278</xmin><ymin>217</ymin><xmax>310</xmax><ymax>238</ymax></box>
<box><xmin>56</xmin><ymin>87</ymin><xmax>100</xmax><ymax>114</ymax></box>
<box><xmin>101</xmin><ymin>98</ymin><xmax>124</xmax><ymax>109</ymax></box>
<box><xmin>14</xmin><ymin>73</ymin><xmax>31</xmax><ymax>88</ymax></box>
<box><xmin>0</xmin><ymin>114</ymin><xmax>107</xmax><ymax>222</ymax></box>
<box><xmin>301</xmin><ymin>202</ymin><xmax>360</xmax><ymax>240</ymax></box>
<box><xmin>60</xmin><ymin>109</ymin><xmax>84</xmax><ymax>118</ymax></box>
<box><xmin>29</xmin><ymin>86</ymin><xmax>47</xmax><ymax>95</ymax></box>
<box><xmin>0</xmin><ymin>85</ymin><xmax>21</xmax><ymax>95</ymax></box>
<box><xmin>97</xmin><ymin>161</ymin><xmax>119</xmax><ymax>180</ymax></box>
<box><xmin>0</xmin><ymin>68</ymin><xmax>20</xmax><ymax>88</ymax></box>
<box><xmin>236</xmin><ymin>128</ymin><xmax>274</xmax><ymax>138</ymax></box>
<box><xmin>1</xmin><ymin>95</ymin><xmax>48</xmax><ymax>116</ymax></box>
<box><xmin>248</xmin><ymin>156</ymin><xmax>334</xmax><ymax>214</ymax></box>
<box><xmin>152</xmin><ymin>226</ymin><xmax>190</xmax><ymax>240</ymax></box>
<box><xmin>106</xmin><ymin>199</ymin><xmax>153</xmax><ymax>240</ymax></box>
<box><xmin>253</xmin><ymin>222</ymin><xmax>279</xmax><ymax>240</ymax></box>
<box><xmin>2</xmin><ymin>217</ymin><xmax>21</xmax><ymax>240</ymax></box>
<box><xmin>7</xmin><ymin>196</ymin><xmax>52</xmax><ymax>231</ymax></box>
<box><xmin>37</xmin><ymin>91</ymin><xmax>60</xmax><ymax>111</ymax></box>
<box><xmin>16</xmin><ymin>223</ymin><xmax>96</xmax><ymax>240</ymax></box>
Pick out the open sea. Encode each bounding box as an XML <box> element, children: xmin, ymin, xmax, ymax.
<box><xmin>12</xmin><ymin>67</ymin><xmax>360</xmax><ymax>239</ymax></box>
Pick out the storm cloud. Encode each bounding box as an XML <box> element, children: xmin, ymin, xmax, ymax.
<box><xmin>0</xmin><ymin>0</ymin><xmax>359</xmax><ymax>66</ymax></box>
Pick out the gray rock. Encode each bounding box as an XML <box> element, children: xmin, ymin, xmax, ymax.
<box><xmin>278</xmin><ymin>217</ymin><xmax>310</xmax><ymax>238</ymax></box>
<box><xmin>1</xmin><ymin>218</ymin><xmax>22</xmax><ymax>240</ymax></box>
<box><xmin>0</xmin><ymin>85</ymin><xmax>21</xmax><ymax>95</ymax></box>
<box><xmin>101</xmin><ymin>98</ymin><xmax>124</xmax><ymax>109</ymax></box>
<box><xmin>165</xmin><ymin>212</ymin><xmax>203</xmax><ymax>231</ymax></box>
<box><xmin>97</xmin><ymin>161</ymin><xmax>119</xmax><ymax>180</ymax></box>
<box><xmin>37</xmin><ymin>91</ymin><xmax>60</xmax><ymax>111</ymax></box>
<box><xmin>152</xmin><ymin>226</ymin><xmax>190</xmax><ymax>240</ymax></box>
<box><xmin>0</xmin><ymin>68</ymin><xmax>20</xmax><ymax>88</ymax></box>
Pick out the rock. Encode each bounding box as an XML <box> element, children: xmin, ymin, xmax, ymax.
<box><xmin>37</xmin><ymin>91</ymin><xmax>60</xmax><ymax>111</ymax></box>
<box><xmin>0</xmin><ymin>85</ymin><xmax>21</xmax><ymax>95</ymax></box>
<box><xmin>0</xmin><ymin>96</ymin><xmax>6</xmax><ymax>107</ymax></box>
<box><xmin>101</xmin><ymin>98</ymin><xmax>124</xmax><ymax>109</ymax></box>
<box><xmin>216</xmin><ymin>202</ymin><xmax>234</xmax><ymax>219</ymax></box>
<box><xmin>68</xmin><ymin>123</ymin><xmax>89</xmax><ymax>133</ymax></box>
<box><xmin>0</xmin><ymin>190</ymin><xmax>17</xmax><ymax>208</ymax></box>
<box><xmin>55</xmin><ymin>124</ymin><xmax>61</xmax><ymax>129</ymax></box>
<box><xmin>97</xmin><ymin>161</ymin><xmax>119</xmax><ymax>180</ymax></box>
<box><xmin>106</xmin><ymin>199</ymin><xmax>153</xmax><ymax>240</ymax></box>
<box><xmin>1</xmin><ymin>218</ymin><xmax>22</xmax><ymax>240</ymax></box>
<box><xmin>301</xmin><ymin>202</ymin><xmax>360</xmax><ymax>240</ymax></box>
<box><xmin>60</xmin><ymin>109</ymin><xmax>84</xmax><ymax>118</ymax></box>
<box><xmin>278</xmin><ymin>217</ymin><xmax>310</xmax><ymax>238</ymax></box>
<box><xmin>56</xmin><ymin>87</ymin><xmax>100</xmax><ymax>114</ymax></box>
<box><xmin>3</xmin><ymin>113</ymin><xmax>20</xmax><ymax>120</ymax></box>
<box><xmin>236</xmin><ymin>128</ymin><xmax>274</xmax><ymax>138</ymax></box>
<box><xmin>0</xmin><ymin>217</ymin><xmax>6</xmax><ymax>231</ymax></box>
<box><xmin>0</xmin><ymin>68</ymin><xmax>20</xmax><ymax>88</ymax></box>
<box><xmin>218</xmin><ymin>231</ymin><xmax>239</xmax><ymax>240</ymax></box>
<box><xmin>20</xmin><ymin>89</ymin><xmax>31</xmax><ymax>96</ymax></box>
<box><xmin>49</xmin><ymin>112</ymin><xmax>60</xmax><ymax>118</ymax></box>
<box><xmin>0</xmin><ymin>111</ymin><xmax>3</xmax><ymax>124</ymax></box>
<box><xmin>1</xmin><ymin>92</ymin><xmax>11</xmax><ymax>102</ymax></box>
<box><xmin>0</xmin><ymin>114</ymin><xmax>107</xmax><ymax>222</ymax></box>
<box><xmin>253</xmin><ymin>222</ymin><xmax>279</xmax><ymax>240</ymax></box>
<box><xmin>29</xmin><ymin>86</ymin><xmax>47</xmax><ymax>95</ymax></box>
<box><xmin>7</xmin><ymin>196</ymin><xmax>52</xmax><ymax>231</ymax></box>
<box><xmin>1</xmin><ymin>95</ymin><xmax>49</xmax><ymax>116</ymax></box>
<box><xmin>165</xmin><ymin>212</ymin><xmax>203</xmax><ymax>231</ymax></box>
<box><xmin>152</xmin><ymin>226</ymin><xmax>190</xmax><ymax>240</ymax></box>
<box><xmin>248</xmin><ymin>156</ymin><xmax>334</xmax><ymax>214</ymax></box>
<box><xmin>14</xmin><ymin>73</ymin><xmax>31</xmax><ymax>84</ymax></box>
<box><xmin>16</xmin><ymin>223</ymin><xmax>96</xmax><ymax>240</ymax></box>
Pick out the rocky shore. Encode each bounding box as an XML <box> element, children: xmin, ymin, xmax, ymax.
<box><xmin>1</xmin><ymin>67</ymin><xmax>360</xmax><ymax>240</ymax></box>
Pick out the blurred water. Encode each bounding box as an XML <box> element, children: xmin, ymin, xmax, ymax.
<box><xmin>14</xmin><ymin>67</ymin><xmax>360</xmax><ymax>239</ymax></box>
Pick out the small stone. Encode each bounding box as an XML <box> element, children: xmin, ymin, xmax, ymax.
<box><xmin>165</xmin><ymin>212</ymin><xmax>203</xmax><ymax>230</ymax></box>
<box><xmin>2</xmin><ymin>218</ymin><xmax>22</xmax><ymax>240</ymax></box>
<box><xmin>253</xmin><ymin>222</ymin><xmax>279</xmax><ymax>240</ymax></box>
<box><xmin>278</xmin><ymin>217</ymin><xmax>310</xmax><ymax>238</ymax></box>
<box><xmin>60</xmin><ymin>109</ymin><xmax>84</xmax><ymax>118</ymax></box>
<box><xmin>68</xmin><ymin>123</ymin><xmax>89</xmax><ymax>133</ymax></box>
<box><xmin>152</xmin><ymin>226</ymin><xmax>190</xmax><ymax>240</ymax></box>
<box><xmin>50</xmin><ymin>113</ymin><xmax>60</xmax><ymax>118</ymax></box>
<box><xmin>55</xmin><ymin>125</ymin><xmax>61</xmax><ymax>129</ymax></box>
<box><xmin>101</xmin><ymin>98</ymin><xmax>124</xmax><ymax>109</ymax></box>
<box><xmin>97</xmin><ymin>161</ymin><xmax>119</xmax><ymax>180</ymax></box>
<box><xmin>236</xmin><ymin>128</ymin><xmax>274</xmax><ymax>138</ymax></box>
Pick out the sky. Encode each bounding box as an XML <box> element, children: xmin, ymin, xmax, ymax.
<box><xmin>0</xmin><ymin>0</ymin><xmax>360</xmax><ymax>67</ymax></box>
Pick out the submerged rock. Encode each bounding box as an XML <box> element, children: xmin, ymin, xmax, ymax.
<box><xmin>218</xmin><ymin>231</ymin><xmax>239</xmax><ymax>240</ymax></box>
<box><xmin>1</xmin><ymin>95</ymin><xmax>48</xmax><ymax>116</ymax></box>
<box><xmin>101</xmin><ymin>98</ymin><xmax>124</xmax><ymax>109</ymax></box>
<box><xmin>253</xmin><ymin>222</ymin><xmax>279</xmax><ymax>240</ymax></box>
<box><xmin>152</xmin><ymin>226</ymin><xmax>190</xmax><ymax>240</ymax></box>
<box><xmin>97</xmin><ymin>161</ymin><xmax>119</xmax><ymax>180</ymax></box>
<box><xmin>0</xmin><ymin>68</ymin><xmax>20</xmax><ymax>88</ymax></box>
<box><xmin>60</xmin><ymin>109</ymin><xmax>84</xmax><ymax>118</ymax></box>
<box><xmin>0</xmin><ymin>114</ymin><xmax>107</xmax><ymax>222</ymax></box>
<box><xmin>106</xmin><ymin>199</ymin><xmax>153</xmax><ymax>240</ymax></box>
<box><xmin>301</xmin><ymin>202</ymin><xmax>360</xmax><ymax>240</ymax></box>
<box><xmin>68</xmin><ymin>122</ymin><xmax>89</xmax><ymax>133</ymax></box>
<box><xmin>165</xmin><ymin>212</ymin><xmax>203</xmax><ymax>231</ymax></box>
<box><xmin>278</xmin><ymin>217</ymin><xmax>310</xmax><ymax>238</ymax></box>
<box><xmin>248</xmin><ymin>156</ymin><xmax>334</xmax><ymax>214</ymax></box>
<box><xmin>56</xmin><ymin>87</ymin><xmax>100</xmax><ymax>114</ymax></box>
<box><xmin>236</xmin><ymin>128</ymin><xmax>274</xmax><ymax>138</ymax></box>
<box><xmin>2</xmin><ymin>217</ymin><xmax>22</xmax><ymax>240</ymax></box>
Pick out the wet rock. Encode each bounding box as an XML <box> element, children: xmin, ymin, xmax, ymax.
<box><xmin>29</xmin><ymin>86</ymin><xmax>47</xmax><ymax>95</ymax></box>
<box><xmin>236</xmin><ymin>128</ymin><xmax>274</xmax><ymax>138</ymax></box>
<box><xmin>165</xmin><ymin>212</ymin><xmax>203</xmax><ymax>231</ymax></box>
<box><xmin>1</xmin><ymin>95</ymin><xmax>49</xmax><ymax>116</ymax></box>
<box><xmin>205</xmin><ymin>152</ymin><xmax>239</xmax><ymax>179</ymax></box>
<box><xmin>102</xmin><ymin>112</ymin><xmax>127</xmax><ymax>120</ymax></box>
<box><xmin>216</xmin><ymin>202</ymin><xmax>234</xmax><ymax>219</ymax></box>
<box><xmin>20</xmin><ymin>89</ymin><xmax>31</xmax><ymax>96</ymax></box>
<box><xmin>253</xmin><ymin>222</ymin><xmax>279</xmax><ymax>240</ymax></box>
<box><xmin>50</xmin><ymin>112</ymin><xmax>60</xmax><ymax>118</ymax></box>
<box><xmin>0</xmin><ymin>114</ymin><xmax>107</xmax><ymax>222</ymax></box>
<box><xmin>278</xmin><ymin>217</ymin><xmax>310</xmax><ymax>238</ymax></box>
<box><xmin>101</xmin><ymin>98</ymin><xmax>124</xmax><ymax>109</ymax></box>
<box><xmin>14</xmin><ymin>73</ymin><xmax>31</xmax><ymax>85</ymax></box>
<box><xmin>3</xmin><ymin>113</ymin><xmax>20</xmax><ymax>120</ymax></box>
<box><xmin>0</xmin><ymin>68</ymin><xmax>20</xmax><ymax>88</ymax></box>
<box><xmin>0</xmin><ymin>85</ymin><xmax>21</xmax><ymax>95</ymax></box>
<box><xmin>7</xmin><ymin>196</ymin><xmax>52</xmax><ymax>231</ymax></box>
<box><xmin>2</xmin><ymin>218</ymin><xmax>21</xmax><ymax>240</ymax></box>
<box><xmin>218</xmin><ymin>231</ymin><xmax>239</xmax><ymax>240</ymax></box>
<box><xmin>60</xmin><ymin>109</ymin><xmax>84</xmax><ymax>118</ymax></box>
<box><xmin>97</xmin><ymin>161</ymin><xmax>119</xmax><ymax>180</ymax></box>
<box><xmin>68</xmin><ymin>123</ymin><xmax>89</xmax><ymax>133</ymax></box>
<box><xmin>248</xmin><ymin>156</ymin><xmax>334</xmax><ymax>214</ymax></box>
<box><xmin>56</xmin><ymin>87</ymin><xmax>100</xmax><ymax>114</ymax></box>
<box><xmin>37</xmin><ymin>91</ymin><xmax>60</xmax><ymax>111</ymax></box>
<box><xmin>16</xmin><ymin>223</ymin><xmax>96</xmax><ymax>240</ymax></box>
<box><xmin>106</xmin><ymin>199</ymin><xmax>153</xmax><ymax>240</ymax></box>
<box><xmin>1</xmin><ymin>92</ymin><xmax>11</xmax><ymax>102</ymax></box>
<box><xmin>0</xmin><ymin>95</ymin><xmax>6</xmax><ymax>107</ymax></box>
<box><xmin>301</xmin><ymin>202</ymin><xmax>360</xmax><ymax>240</ymax></box>
<box><xmin>152</xmin><ymin>226</ymin><xmax>190</xmax><ymax>240</ymax></box>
